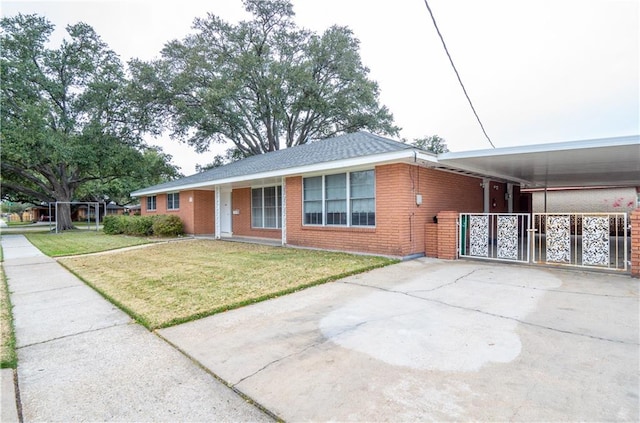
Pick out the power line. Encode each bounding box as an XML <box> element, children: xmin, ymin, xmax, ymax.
<box><xmin>422</xmin><ymin>0</ymin><xmax>496</xmax><ymax>149</ymax></box>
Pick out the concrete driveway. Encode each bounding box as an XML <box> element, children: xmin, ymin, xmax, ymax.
<box><xmin>159</xmin><ymin>259</ymin><xmax>639</xmax><ymax>421</ymax></box>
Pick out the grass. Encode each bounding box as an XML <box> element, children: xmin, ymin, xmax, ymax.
<box><xmin>60</xmin><ymin>239</ymin><xmax>397</xmax><ymax>329</ymax></box>
<box><xmin>0</xmin><ymin>265</ymin><xmax>17</xmax><ymax>368</ymax></box>
<box><xmin>25</xmin><ymin>231</ymin><xmax>158</xmax><ymax>257</ymax></box>
<box><xmin>6</xmin><ymin>221</ymin><xmax>34</xmax><ymax>227</ymax></box>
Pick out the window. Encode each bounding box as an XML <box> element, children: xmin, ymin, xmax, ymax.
<box><xmin>303</xmin><ymin>176</ymin><xmax>323</xmax><ymax>225</ymax></box>
<box><xmin>167</xmin><ymin>192</ymin><xmax>180</xmax><ymax>210</ymax></box>
<box><xmin>251</xmin><ymin>186</ymin><xmax>282</xmax><ymax>228</ymax></box>
<box><xmin>146</xmin><ymin>195</ymin><xmax>157</xmax><ymax>211</ymax></box>
<box><xmin>350</xmin><ymin>170</ymin><xmax>376</xmax><ymax>226</ymax></box>
<box><xmin>325</xmin><ymin>173</ymin><xmax>347</xmax><ymax>225</ymax></box>
<box><xmin>303</xmin><ymin>170</ymin><xmax>375</xmax><ymax>227</ymax></box>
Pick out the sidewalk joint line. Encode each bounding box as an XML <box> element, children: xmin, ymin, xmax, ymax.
<box><xmin>16</xmin><ymin>322</ymin><xmax>132</xmax><ymax>349</ymax></box>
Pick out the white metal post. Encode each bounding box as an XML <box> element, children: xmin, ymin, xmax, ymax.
<box><xmin>214</xmin><ymin>187</ymin><xmax>221</xmax><ymax>239</ymax></box>
<box><xmin>281</xmin><ymin>177</ymin><xmax>287</xmax><ymax>246</ymax></box>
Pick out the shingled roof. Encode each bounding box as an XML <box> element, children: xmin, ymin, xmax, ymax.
<box><xmin>132</xmin><ymin>131</ymin><xmax>421</xmax><ymax>196</ymax></box>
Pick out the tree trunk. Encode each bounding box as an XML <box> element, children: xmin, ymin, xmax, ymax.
<box><xmin>56</xmin><ymin>202</ymin><xmax>75</xmax><ymax>232</ymax></box>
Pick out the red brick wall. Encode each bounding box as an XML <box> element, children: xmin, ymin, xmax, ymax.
<box><xmin>425</xmin><ymin>222</ymin><xmax>438</xmax><ymax>257</ymax></box>
<box><xmin>193</xmin><ymin>190</ymin><xmax>215</xmax><ymax>234</ymax></box>
<box><xmin>436</xmin><ymin>211</ymin><xmax>459</xmax><ymax>260</ymax></box>
<box><xmin>419</xmin><ymin>168</ymin><xmax>484</xmax><ymax>215</ymax></box>
<box><xmin>139</xmin><ymin>164</ymin><xmax>484</xmax><ymax>254</ymax></box>
<box><xmin>232</xmin><ymin>188</ymin><xmax>281</xmax><ymax>239</ymax></box>
<box><xmin>141</xmin><ymin>190</ymin><xmax>214</xmax><ymax>235</ymax></box>
<box><xmin>631</xmin><ymin>208</ymin><xmax>640</xmax><ymax>278</ymax></box>
<box><xmin>285</xmin><ymin>164</ymin><xmax>484</xmax><ymax>257</ymax></box>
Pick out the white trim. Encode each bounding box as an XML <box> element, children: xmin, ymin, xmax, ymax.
<box><xmin>281</xmin><ymin>177</ymin><xmax>287</xmax><ymax>246</ymax></box>
<box><xmin>166</xmin><ymin>192</ymin><xmax>180</xmax><ymax>210</ymax></box>
<box><xmin>250</xmin><ymin>185</ymin><xmax>282</xmax><ymax>230</ymax></box>
<box><xmin>438</xmin><ymin>135</ymin><xmax>639</xmax><ymax>160</ymax></box>
<box><xmin>214</xmin><ymin>188</ymin><xmax>221</xmax><ymax>239</ymax></box>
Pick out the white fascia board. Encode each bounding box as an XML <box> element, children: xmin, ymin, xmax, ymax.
<box><xmin>438</xmin><ymin>135</ymin><xmax>639</xmax><ymax>160</ymax></box>
<box><xmin>131</xmin><ymin>149</ymin><xmax>421</xmax><ymax>197</ymax></box>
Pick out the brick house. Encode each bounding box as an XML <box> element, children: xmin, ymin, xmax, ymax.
<box><xmin>132</xmin><ymin>132</ymin><xmax>522</xmax><ymax>258</ymax></box>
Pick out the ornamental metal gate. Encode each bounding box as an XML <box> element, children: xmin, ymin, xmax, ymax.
<box><xmin>459</xmin><ymin>213</ymin><xmax>530</xmax><ymax>263</ymax></box>
<box><xmin>459</xmin><ymin>212</ymin><xmax>629</xmax><ymax>272</ymax></box>
<box><xmin>532</xmin><ymin>213</ymin><xmax>628</xmax><ymax>271</ymax></box>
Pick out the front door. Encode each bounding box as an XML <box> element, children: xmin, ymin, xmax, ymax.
<box><xmin>221</xmin><ymin>190</ymin><xmax>232</xmax><ymax>236</ymax></box>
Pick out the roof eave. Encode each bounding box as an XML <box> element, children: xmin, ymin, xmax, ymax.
<box><xmin>131</xmin><ymin>149</ymin><xmax>430</xmax><ymax>197</ymax></box>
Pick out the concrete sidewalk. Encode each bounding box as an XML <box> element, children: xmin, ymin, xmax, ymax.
<box><xmin>1</xmin><ymin>235</ymin><xmax>272</xmax><ymax>422</ymax></box>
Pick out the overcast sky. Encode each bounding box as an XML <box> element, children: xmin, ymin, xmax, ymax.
<box><xmin>3</xmin><ymin>0</ymin><xmax>638</xmax><ymax>174</ymax></box>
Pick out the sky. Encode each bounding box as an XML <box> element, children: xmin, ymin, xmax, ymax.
<box><xmin>2</xmin><ymin>0</ymin><xmax>638</xmax><ymax>174</ymax></box>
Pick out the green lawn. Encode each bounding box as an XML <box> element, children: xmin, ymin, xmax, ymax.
<box><xmin>0</xmin><ymin>266</ymin><xmax>17</xmax><ymax>368</ymax></box>
<box><xmin>26</xmin><ymin>231</ymin><xmax>157</xmax><ymax>257</ymax></box>
<box><xmin>60</xmin><ymin>240</ymin><xmax>397</xmax><ymax>329</ymax></box>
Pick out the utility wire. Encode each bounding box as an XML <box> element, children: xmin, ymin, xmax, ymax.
<box><xmin>422</xmin><ymin>0</ymin><xmax>496</xmax><ymax>148</ymax></box>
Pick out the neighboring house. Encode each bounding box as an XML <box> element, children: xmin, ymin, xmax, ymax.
<box><xmin>27</xmin><ymin>206</ymin><xmax>56</xmax><ymax>222</ymax></box>
<box><xmin>126</xmin><ymin>204</ymin><xmax>141</xmax><ymax>215</ymax></box>
<box><xmin>77</xmin><ymin>203</ymin><xmax>126</xmax><ymax>221</ymax></box>
<box><xmin>529</xmin><ymin>186</ymin><xmax>639</xmax><ymax>214</ymax></box>
<box><xmin>132</xmin><ymin>132</ymin><xmax>522</xmax><ymax>257</ymax></box>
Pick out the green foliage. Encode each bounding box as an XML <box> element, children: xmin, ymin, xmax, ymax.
<box><xmin>0</xmin><ymin>201</ymin><xmax>30</xmax><ymax>221</ymax></box>
<box><xmin>130</xmin><ymin>0</ymin><xmax>399</xmax><ymax>157</ymax></box>
<box><xmin>1</xmin><ymin>267</ymin><xmax>17</xmax><ymax>369</ymax></box>
<box><xmin>0</xmin><ymin>14</ymin><xmax>179</xmax><ymax>231</ymax></box>
<box><xmin>412</xmin><ymin>135</ymin><xmax>449</xmax><ymax>154</ymax></box>
<box><xmin>102</xmin><ymin>215</ymin><xmax>126</xmax><ymax>235</ymax></box>
<box><xmin>151</xmin><ymin>214</ymin><xmax>184</xmax><ymax>237</ymax></box>
<box><xmin>103</xmin><ymin>214</ymin><xmax>183</xmax><ymax>237</ymax></box>
<box><xmin>124</xmin><ymin>216</ymin><xmax>155</xmax><ymax>236</ymax></box>
<box><xmin>25</xmin><ymin>231</ymin><xmax>153</xmax><ymax>257</ymax></box>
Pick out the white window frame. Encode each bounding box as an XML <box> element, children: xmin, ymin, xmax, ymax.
<box><xmin>167</xmin><ymin>192</ymin><xmax>180</xmax><ymax>210</ymax></box>
<box><xmin>146</xmin><ymin>195</ymin><xmax>157</xmax><ymax>211</ymax></box>
<box><xmin>302</xmin><ymin>170</ymin><xmax>376</xmax><ymax>227</ymax></box>
<box><xmin>251</xmin><ymin>185</ymin><xmax>282</xmax><ymax>229</ymax></box>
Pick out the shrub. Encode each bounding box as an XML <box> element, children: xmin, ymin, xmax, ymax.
<box><xmin>152</xmin><ymin>214</ymin><xmax>184</xmax><ymax>237</ymax></box>
<box><xmin>103</xmin><ymin>215</ymin><xmax>126</xmax><ymax>235</ymax></box>
<box><xmin>103</xmin><ymin>214</ymin><xmax>184</xmax><ymax>237</ymax></box>
<box><xmin>124</xmin><ymin>215</ymin><xmax>154</xmax><ymax>236</ymax></box>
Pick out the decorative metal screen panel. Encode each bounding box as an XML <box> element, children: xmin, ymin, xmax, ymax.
<box><xmin>497</xmin><ymin>215</ymin><xmax>519</xmax><ymax>260</ymax></box>
<box><xmin>582</xmin><ymin>216</ymin><xmax>609</xmax><ymax>266</ymax></box>
<box><xmin>469</xmin><ymin>215</ymin><xmax>489</xmax><ymax>257</ymax></box>
<box><xmin>545</xmin><ymin>215</ymin><xmax>571</xmax><ymax>263</ymax></box>
<box><xmin>460</xmin><ymin>213</ymin><xmax>530</xmax><ymax>263</ymax></box>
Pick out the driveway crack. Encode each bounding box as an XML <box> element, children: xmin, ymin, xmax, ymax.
<box><xmin>232</xmin><ymin>341</ymin><xmax>322</xmax><ymax>387</ymax></box>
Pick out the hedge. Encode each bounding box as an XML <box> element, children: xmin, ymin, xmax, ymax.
<box><xmin>103</xmin><ymin>215</ymin><xmax>184</xmax><ymax>237</ymax></box>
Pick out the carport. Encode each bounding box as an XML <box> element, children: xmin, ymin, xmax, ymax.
<box><xmin>432</xmin><ymin>135</ymin><xmax>640</xmax><ymax>275</ymax></box>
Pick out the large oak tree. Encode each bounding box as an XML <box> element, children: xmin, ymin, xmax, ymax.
<box><xmin>1</xmin><ymin>14</ymin><xmax>179</xmax><ymax>230</ymax></box>
<box><xmin>131</xmin><ymin>0</ymin><xmax>399</xmax><ymax>158</ymax></box>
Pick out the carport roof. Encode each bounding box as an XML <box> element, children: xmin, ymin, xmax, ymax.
<box><xmin>436</xmin><ymin>135</ymin><xmax>640</xmax><ymax>188</ymax></box>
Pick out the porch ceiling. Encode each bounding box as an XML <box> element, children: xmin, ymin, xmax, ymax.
<box><xmin>437</xmin><ymin>135</ymin><xmax>640</xmax><ymax>188</ymax></box>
